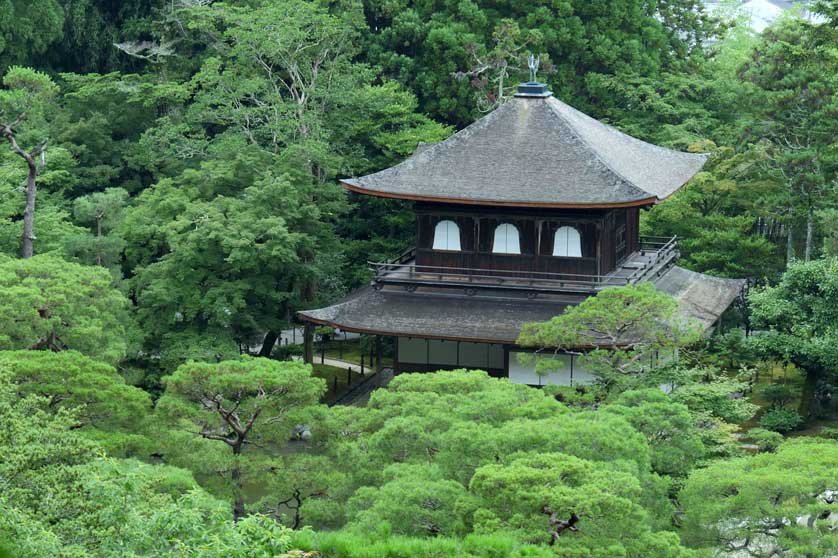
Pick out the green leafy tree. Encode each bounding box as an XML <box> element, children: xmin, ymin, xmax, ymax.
<box><xmin>3</xmin><ymin>457</ymin><xmax>294</xmax><ymax>558</ymax></box>
<box><xmin>0</xmin><ymin>66</ymin><xmax>58</xmax><ymax>257</ymax></box>
<box><xmin>67</xmin><ymin>187</ymin><xmax>128</xmax><ymax>269</ymax></box>
<box><xmin>643</xmin><ymin>146</ymin><xmax>784</xmax><ymax>279</ymax></box>
<box><xmin>518</xmin><ymin>283</ymin><xmax>703</xmax><ymax>390</ymax></box>
<box><xmin>346</xmin><ymin>464</ymin><xmax>469</xmax><ymax>537</ymax></box>
<box><xmin>156</xmin><ymin>357</ymin><xmax>325</xmax><ymax>520</ymax></box>
<box><xmin>0</xmin><ymin>144</ymin><xmax>86</xmax><ymax>256</ymax></box>
<box><xmin>739</xmin><ymin>14</ymin><xmax>838</xmax><ymax>263</ymax></box>
<box><xmin>0</xmin><ymin>378</ymin><xmax>100</xmax><ymax>509</ymax></box>
<box><xmin>299</xmin><ymin>371</ymin><xmax>679</xmax><ymax>543</ymax></box>
<box><xmin>56</xmin><ymin>71</ymin><xmax>185</xmax><ymax>193</ymax></box>
<box><xmin>45</xmin><ymin>1</ymin><xmax>163</xmax><ymax>73</ymax></box>
<box><xmin>469</xmin><ymin>452</ymin><xmax>691</xmax><ymax>557</ymax></box>
<box><xmin>671</xmin><ymin>376</ymin><xmax>758</xmax><ymax>424</ymax></box>
<box><xmin>0</xmin><ymin>254</ymin><xmax>134</xmax><ymax>363</ymax></box>
<box><xmin>453</xmin><ymin>19</ymin><xmax>549</xmax><ymax>112</ymax></box>
<box><xmin>748</xmin><ymin>257</ymin><xmax>838</xmax><ymax>418</ymax></box>
<box><xmin>255</xmin><ymin>453</ymin><xmax>345</xmax><ymax>530</ymax></box>
<box><xmin>122</xmin><ymin>160</ymin><xmax>345</xmax><ymax>367</ymax></box>
<box><xmin>680</xmin><ymin>438</ymin><xmax>838</xmax><ymax>557</ymax></box>
<box><xmin>604</xmin><ymin>389</ymin><xmax>706</xmax><ymax>478</ymax></box>
<box><xmin>0</xmin><ymin>1</ymin><xmax>64</xmax><ymax>70</ymax></box>
<box><xmin>0</xmin><ymin>350</ymin><xmax>150</xmax><ymax>454</ymax></box>
<box><xmin>116</xmin><ymin>2</ymin><xmax>450</xmax><ymax>364</ymax></box>
<box><xmin>363</xmin><ymin>0</ymin><xmax>722</xmax><ymax>126</ymax></box>
<box><xmin>0</xmin><ymin>364</ymin><xmax>293</xmax><ymax>558</ymax></box>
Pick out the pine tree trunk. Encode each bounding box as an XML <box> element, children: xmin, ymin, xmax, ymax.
<box><xmin>21</xmin><ymin>161</ymin><xmax>37</xmax><ymax>258</ymax></box>
<box><xmin>1</xmin><ymin>118</ymin><xmax>43</xmax><ymax>259</ymax></box>
<box><xmin>798</xmin><ymin>369</ymin><xmax>820</xmax><ymax>420</ymax></box>
<box><xmin>786</xmin><ymin>211</ymin><xmax>795</xmax><ymax>266</ymax></box>
<box><xmin>259</xmin><ymin>330</ymin><xmax>278</xmax><ymax>357</ymax></box>
<box><xmin>232</xmin><ymin>443</ymin><xmax>245</xmax><ymax>521</ymax></box>
<box><xmin>804</xmin><ymin>210</ymin><xmax>814</xmax><ymax>261</ymax></box>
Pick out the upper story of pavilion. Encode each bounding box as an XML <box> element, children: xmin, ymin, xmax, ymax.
<box><xmin>343</xmin><ymin>81</ymin><xmax>708</xmax><ymax>297</ymax></box>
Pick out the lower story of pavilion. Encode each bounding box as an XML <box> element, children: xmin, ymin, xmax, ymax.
<box><xmin>298</xmin><ymin>266</ymin><xmax>744</xmax><ymax>386</ymax></box>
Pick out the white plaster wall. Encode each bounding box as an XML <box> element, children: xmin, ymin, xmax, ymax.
<box><xmin>398</xmin><ymin>337</ymin><xmax>428</xmax><ymax>364</ymax></box>
<box><xmin>398</xmin><ymin>339</ymin><xmax>504</xmax><ymax>370</ymax></box>
<box><xmin>459</xmin><ymin>342</ymin><xmax>489</xmax><ymax>368</ymax></box>
<box><xmin>428</xmin><ymin>339</ymin><xmax>458</xmax><ymax>366</ymax></box>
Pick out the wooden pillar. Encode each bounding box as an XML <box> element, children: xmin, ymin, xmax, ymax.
<box><xmin>375</xmin><ymin>335</ymin><xmax>382</xmax><ymax>371</ymax></box>
<box><xmin>368</xmin><ymin>335</ymin><xmax>375</xmax><ymax>372</ymax></box>
<box><xmin>303</xmin><ymin>323</ymin><xmax>314</xmax><ymax>364</ymax></box>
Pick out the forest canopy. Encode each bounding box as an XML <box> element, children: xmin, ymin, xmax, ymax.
<box><xmin>0</xmin><ymin>1</ymin><xmax>836</xmax><ymax>557</ymax></box>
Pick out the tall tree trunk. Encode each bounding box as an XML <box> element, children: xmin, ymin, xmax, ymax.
<box><xmin>231</xmin><ymin>443</ymin><xmax>245</xmax><ymax>521</ymax></box>
<box><xmin>786</xmin><ymin>210</ymin><xmax>795</xmax><ymax>266</ymax></box>
<box><xmin>1</xmin><ymin>116</ymin><xmax>45</xmax><ymax>259</ymax></box>
<box><xmin>804</xmin><ymin>209</ymin><xmax>814</xmax><ymax>262</ymax></box>
<box><xmin>259</xmin><ymin>330</ymin><xmax>278</xmax><ymax>357</ymax></box>
<box><xmin>799</xmin><ymin>369</ymin><xmax>820</xmax><ymax>421</ymax></box>
<box><xmin>21</xmin><ymin>160</ymin><xmax>37</xmax><ymax>258</ymax></box>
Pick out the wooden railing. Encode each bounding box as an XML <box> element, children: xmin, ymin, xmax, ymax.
<box><xmin>369</xmin><ymin>236</ymin><xmax>678</xmax><ymax>295</ymax></box>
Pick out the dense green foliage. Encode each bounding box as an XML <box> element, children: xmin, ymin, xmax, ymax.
<box><xmin>0</xmin><ymin>255</ymin><xmax>134</xmax><ymax>362</ymax></box>
<box><xmin>748</xmin><ymin>257</ymin><xmax>838</xmax><ymax>418</ymax></box>
<box><xmin>157</xmin><ymin>357</ymin><xmax>325</xmax><ymax>519</ymax></box>
<box><xmin>0</xmin><ymin>1</ymin><xmax>836</xmax><ymax>557</ymax></box>
<box><xmin>681</xmin><ymin>439</ymin><xmax>838</xmax><ymax>557</ymax></box>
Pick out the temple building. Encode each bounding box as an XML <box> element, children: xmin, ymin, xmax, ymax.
<box><xmin>299</xmin><ymin>79</ymin><xmax>744</xmax><ymax>385</ymax></box>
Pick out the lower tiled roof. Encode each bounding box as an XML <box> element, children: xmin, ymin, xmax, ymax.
<box><xmin>299</xmin><ymin>266</ymin><xmax>744</xmax><ymax>344</ymax></box>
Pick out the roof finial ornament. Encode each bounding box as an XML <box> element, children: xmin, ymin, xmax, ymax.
<box><xmin>528</xmin><ymin>54</ymin><xmax>540</xmax><ymax>83</ymax></box>
<box><xmin>516</xmin><ymin>54</ymin><xmax>550</xmax><ymax>97</ymax></box>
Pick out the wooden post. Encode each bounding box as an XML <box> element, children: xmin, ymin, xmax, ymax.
<box><xmin>375</xmin><ymin>335</ymin><xmax>382</xmax><ymax>371</ymax></box>
<box><xmin>361</xmin><ymin>354</ymin><xmax>365</xmax><ymax>375</ymax></box>
<box><xmin>394</xmin><ymin>336</ymin><xmax>399</xmax><ymax>375</ymax></box>
<box><xmin>369</xmin><ymin>339</ymin><xmax>375</xmax><ymax>372</ymax></box>
<box><xmin>347</xmin><ymin>367</ymin><xmax>352</xmax><ymax>386</ymax></box>
<box><xmin>303</xmin><ymin>323</ymin><xmax>314</xmax><ymax>364</ymax></box>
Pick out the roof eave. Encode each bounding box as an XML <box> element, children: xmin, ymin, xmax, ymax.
<box><xmin>340</xmin><ymin>179</ymin><xmax>658</xmax><ymax>210</ymax></box>
<box><xmin>296</xmin><ymin>309</ymin><xmax>514</xmax><ymax>344</ymax></box>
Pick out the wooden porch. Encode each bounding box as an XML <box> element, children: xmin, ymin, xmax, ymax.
<box><xmin>369</xmin><ymin>236</ymin><xmax>678</xmax><ymax>296</ymax></box>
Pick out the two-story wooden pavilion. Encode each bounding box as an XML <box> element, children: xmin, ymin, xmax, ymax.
<box><xmin>299</xmin><ymin>80</ymin><xmax>744</xmax><ymax>385</ymax></box>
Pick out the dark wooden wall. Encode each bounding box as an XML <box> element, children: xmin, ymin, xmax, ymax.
<box><xmin>414</xmin><ymin>203</ymin><xmax>642</xmax><ymax>277</ymax></box>
<box><xmin>627</xmin><ymin>207</ymin><xmax>640</xmax><ymax>254</ymax></box>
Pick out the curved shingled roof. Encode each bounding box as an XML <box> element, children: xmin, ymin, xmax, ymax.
<box><xmin>298</xmin><ymin>267</ymin><xmax>744</xmax><ymax>344</ymax></box>
<box><xmin>342</xmin><ymin>94</ymin><xmax>708</xmax><ymax>208</ymax></box>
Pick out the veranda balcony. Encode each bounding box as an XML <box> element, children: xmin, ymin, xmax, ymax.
<box><xmin>369</xmin><ymin>235</ymin><xmax>679</xmax><ymax>297</ymax></box>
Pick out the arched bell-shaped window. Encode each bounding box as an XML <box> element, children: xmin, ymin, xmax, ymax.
<box><xmin>432</xmin><ymin>219</ymin><xmax>461</xmax><ymax>251</ymax></box>
<box><xmin>553</xmin><ymin>226</ymin><xmax>582</xmax><ymax>257</ymax></box>
<box><xmin>492</xmin><ymin>223</ymin><xmax>521</xmax><ymax>254</ymax></box>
